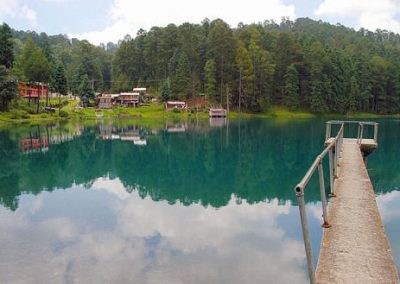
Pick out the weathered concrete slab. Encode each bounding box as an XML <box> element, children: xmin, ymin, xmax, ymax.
<box><xmin>325</xmin><ymin>138</ymin><xmax>378</xmax><ymax>153</ymax></box>
<box><xmin>316</xmin><ymin>139</ymin><xmax>399</xmax><ymax>284</ymax></box>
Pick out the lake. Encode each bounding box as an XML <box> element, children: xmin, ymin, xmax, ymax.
<box><xmin>0</xmin><ymin>118</ymin><xmax>399</xmax><ymax>283</ymax></box>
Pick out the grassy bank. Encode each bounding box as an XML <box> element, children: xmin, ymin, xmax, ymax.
<box><xmin>0</xmin><ymin>99</ymin><xmax>397</xmax><ymax>127</ymax></box>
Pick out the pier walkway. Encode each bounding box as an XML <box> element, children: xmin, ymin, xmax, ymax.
<box><xmin>295</xmin><ymin>121</ymin><xmax>399</xmax><ymax>284</ymax></box>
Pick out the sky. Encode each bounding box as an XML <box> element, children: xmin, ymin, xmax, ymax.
<box><xmin>1</xmin><ymin>0</ymin><xmax>400</xmax><ymax>45</ymax></box>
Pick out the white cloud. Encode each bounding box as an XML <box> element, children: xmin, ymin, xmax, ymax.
<box><xmin>376</xmin><ymin>190</ymin><xmax>400</xmax><ymax>221</ymax></box>
<box><xmin>315</xmin><ymin>0</ymin><xmax>400</xmax><ymax>33</ymax></box>
<box><xmin>0</xmin><ymin>0</ymin><xmax>37</xmax><ymax>26</ymax></box>
<box><xmin>21</xmin><ymin>5</ymin><xmax>37</xmax><ymax>25</ymax></box>
<box><xmin>91</xmin><ymin>176</ymin><xmax>131</xmax><ymax>200</ymax></box>
<box><xmin>0</xmin><ymin>0</ymin><xmax>18</xmax><ymax>20</ymax></box>
<box><xmin>70</xmin><ymin>0</ymin><xmax>296</xmax><ymax>45</ymax></box>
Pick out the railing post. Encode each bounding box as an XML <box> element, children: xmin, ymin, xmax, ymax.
<box><xmin>359</xmin><ymin>124</ymin><xmax>364</xmax><ymax>145</ymax></box>
<box><xmin>295</xmin><ymin>188</ymin><xmax>316</xmax><ymax>284</ymax></box>
<box><xmin>336</xmin><ymin>138</ymin><xmax>340</xmax><ymax>167</ymax></box>
<box><xmin>328</xmin><ymin>148</ymin><xmax>336</xmax><ymax>197</ymax></box>
<box><xmin>374</xmin><ymin>123</ymin><xmax>379</xmax><ymax>144</ymax></box>
<box><xmin>325</xmin><ymin>122</ymin><xmax>331</xmax><ymax>141</ymax></box>
<box><xmin>318</xmin><ymin>162</ymin><xmax>331</xmax><ymax>228</ymax></box>
<box><xmin>339</xmin><ymin>124</ymin><xmax>343</xmax><ymax>158</ymax></box>
<box><xmin>357</xmin><ymin>124</ymin><xmax>361</xmax><ymax>144</ymax></box>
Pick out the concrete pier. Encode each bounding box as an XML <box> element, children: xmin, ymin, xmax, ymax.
<box><xmin>316</xmin><ymin>139</ymin><xmax>399</xmax><ymax>283</ymax></box>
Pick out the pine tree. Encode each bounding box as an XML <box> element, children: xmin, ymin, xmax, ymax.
<box><xmin>284</xmin><ymin>64</ymin><xmax>300</xmax><ymax>111</ymax></box>
<box><xmin>204</xmin><ymin>59</ymin><xmax>216</xmax><ymax>102</ymax></box>
<box><xmin>14</xmin><ymin>37</ymin><xmax>50</xmax><ymax>83</ymax></box>
<box><xmin>160</xmin><ymin>80</ymin><xmax>170</xmax><ymax>102</ymax></box>
<box><xmin>0</xmin><ymin>66</ymin><xmax>17</xmax><ymax>111</ymax></box>
<box><xmin>309</xmin><ymin>66</ymin><xmax>328</xmax><ymax>113</ymax></box>
<box><xmin>52</xmin><ymin>64</ymin><xmax>68</xmax><ymax>95</ymax></box>
<box><xmin>0</xmin><ymin>23</ymin><xmax>14</xmax><ymax>69</ymax></box>
<box><xmin>208</xmin><ymin>20</ymin><xmax>236</xmax><ymax>104</ymax></box>
<box><xmin>236</xmin><ymin>43</ymin><xmax>255</xmax><ymax>110</ymax></box>
<box><xmin>78</xmin><ymin>75</ymin><xmax>94</xmax><ymax>107</ymax></box>
<box><xmin>174</xmin><ymin>52</ymin><xmax>191</xmax><ymax>98</ymax></box>
<box><xmin>51</xmin><ymin>63</ymin><xmax>68</xmax><ymax>109</ymax></box>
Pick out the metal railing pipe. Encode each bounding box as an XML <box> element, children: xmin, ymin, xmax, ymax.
<box><xmin>318</xmin><ymin>162</ymin><xmax>331</xmax><ymax>228</ymax></box>
<box><xmin>374</xmin><ymin>123</ymin><xmax>379</xmax><ymax>143</ymax></box>
<box><xmin>295</xmin><ymin>144</ymin><xmax>333</xmax><ymax>193</ymax></box>
<box><xmin>295</xmin><ymin>191</ymin><xmax>316</xmax><ymax>284</ymax></box>
<box><xmin>325</xmin><ymin>122</ymin><xmax>331</xmax><ymax>141</ymax></box>
<box><xmin>328</xmin><ymin>148</ymin><xmax>335</xmax><ymax>196</ymax></box>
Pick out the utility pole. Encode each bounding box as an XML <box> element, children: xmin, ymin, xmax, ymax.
<box><xmin>239</xmin><ymin>70</ymin><xmax>242</xmax><ymax>114</ymax></box>
<box><xmin>226</xmin><ymin>85</ymin><xmax>229</xmax><ymax>114</ymax></box>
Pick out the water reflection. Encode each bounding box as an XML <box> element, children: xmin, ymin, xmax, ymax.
<box><xmin>0</xmin><ymin>178</ymin><xmax>310</xmax><ymax>284</ymax></box>
<box><xmin>0</xmin><ymin>119</ymin><xmax>326</xmax><ymax>211</ymax></box>
<box><xmin>0</xmin><ymin>118</ymin><xmax>399</xmax><ymax>282</ymax></box>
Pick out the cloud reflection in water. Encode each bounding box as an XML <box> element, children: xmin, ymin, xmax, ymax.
<box><xmin>0</xmin><ymin>177</ymin><xmax>309</xmax><ymax>284</ymax></box>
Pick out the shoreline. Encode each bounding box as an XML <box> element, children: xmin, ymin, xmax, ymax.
<box><xmin>0</xmin><ymin>102</ymin><xmax>397</xmax><ymax>127</ymax></box>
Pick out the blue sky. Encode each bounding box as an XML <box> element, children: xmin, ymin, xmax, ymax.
<box><xmin>1</xmin><ymin>0</ymin><xmax>400</xmax><ymax>45</ymax></box>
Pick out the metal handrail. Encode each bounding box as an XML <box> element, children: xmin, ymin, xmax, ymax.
<box><xmin>326</xmin><ymin>120</ymin><xmax>379</xmax><ymax>145</ymax></box>
<box><xmin>295</xmin><ymin>120</ymin><xmax>378</xmax><ymax>284</ymax></box>
<box><xmin>294</xmin><ymin>123</ymin><xmax>344</xmax><ymax>284</ymax></box>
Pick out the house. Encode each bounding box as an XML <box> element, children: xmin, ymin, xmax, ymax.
<box><xmin>133</xmin><ymin>87</ymin><xmax>154</xmax><ymax>103</ymax></box>
<box><xmin>18</xmin><ymin>82</ymin><xmax>48</xmax><ymax>103</ymax></box>
<box><xmin>133</xmin><ymin>87</ymin><xmax>146</xmax><ymax>95</ymax></box>
<box><xmin>117</xmin><ymin>92</ymin><xmax>140</xmax><ymax>107</ymax></box>
<box><xmin>209</xmin><ymin>108</ymin><xmax>227</xmax><ymax>117</ymax></box>
<box><xmin>96</xmin><ymin>94</ymin><xmax>113</xmax><ymax>109</ymax></box>
<box><xmin>165</xmin><ymin>101</ymin><xmax>187</xmax><ymax>110</ymax></box>
<box><xmin>96</xmin><ymin>93</ymin><xmax>120</xmax><ymax>109</ymax></box>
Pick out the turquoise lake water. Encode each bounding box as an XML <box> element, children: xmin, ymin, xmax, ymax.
<box><xmin>0</xmin><ymin>118</ymin><xmax>398</xmax><ymax>283</ymax></box>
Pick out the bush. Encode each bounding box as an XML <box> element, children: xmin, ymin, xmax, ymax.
<box><xmin>59</xmin><ymin>110</ymin><xmax>69</xmax><ymax>118</ymax></box>
<box><xmin>9</xmin><ymin>109</ymin><xmax>30</xmax><ymax>119</ymax></box>
<box><xmin>172</xmin><ymin>108</ymin><xmax>181</xmax><ymax>113</ymax></box>
<box><xmin>11</xmin><ymin>98</ymin><xmax>37</xmax><ymax>114</ymax></box>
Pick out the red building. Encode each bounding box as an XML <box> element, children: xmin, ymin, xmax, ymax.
<box><xmin>18</xmin><ymin>82</ymin><xmax>48</xmax><ymax>102</ymax></box>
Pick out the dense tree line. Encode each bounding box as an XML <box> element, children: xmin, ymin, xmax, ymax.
<box><xmin>112</xmin><ymin>18</ymin><xmax>400</xmax><ymax>114</ymax></box>
<box><xmin>2</xmin><ymin>18</ymin><xmax>400</xmax><ymax>113</ymax></box>
<box><xmin>0</xmin><ymin>24</ymin><xmax>114</xmax><ymax>107</ymax></box>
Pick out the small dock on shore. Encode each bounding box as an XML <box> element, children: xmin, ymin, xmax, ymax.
<box><xmin>295</xmin><ymin>121</ymin><xmax>399</xmax><ymax>284</ymax></box>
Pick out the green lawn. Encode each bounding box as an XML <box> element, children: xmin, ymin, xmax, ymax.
<box><xmin>0</xmin><ymin>99</ymin><xmax>397</xmax><ymax>127</ymax></box>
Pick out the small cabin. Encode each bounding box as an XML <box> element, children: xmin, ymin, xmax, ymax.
<box><xmin>18</xmin><ymin>82</ymin><xmax>48</xmax><ymax>103</ymax></box>
<box><xmin>209</xmin><ymin>108</ymin><xmax>227</xmax><ymax>117</ymax></box>
<box><xmin>117</xmin><ymin>92</ymin><xmax>140</xmax><ymax>107</ymax></box>
<box><xmin>165</xmin><ymin>101</ymin><xmax>187</xmax><ymax>110</ymax></box>
<box><xmin>97</xmin><ymin>94</ymin><xmax>113</xmax><ymax>109</ymax></box>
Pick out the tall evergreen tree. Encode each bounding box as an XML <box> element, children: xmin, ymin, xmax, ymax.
<box><xmin>236</xmin><ymin>43</ymin><xmax>255</xmax><ymax>110</ymax></box>
<box><xmin>51</xmin><ymin>63</ymin><xmax>68</xmax><ymax>109</ymax></box>
<box><xmin>204</xmin><ymin>59</ymin><xmax>216</xmax><ymax>101</ymax></box>
<box><xmin>160</xmin><ymin>80</ymin><xmax>170</xmax><ymax>102</ymax></box>
<box><xmin>0</xmin><ymin>66</ymin><xmax>17</xmax><ymax>111</ymax></box>
<box><xmin>78</xmin><ymin>74</ymin><xmax>94</xmax><ymax>106</ymax></box>
<box><xmin>173</xmin><ymin>52</ymin><xmax>191</xmax><ymax>98</ymax></box>
<box><xmin>208</xmin><ymin>20</ymin><xmax>236</xmax><ymax>104</ymax></box>
<box><xmin>284</xmin><ymin>64</ymin><xmax>300</xmax><ymax>110</ymax></box>
<box><xmin>0</xmin><ymin>23</ymin><xmax>14</xmax><ymax>69</ymax></box>
<box><xmin>14</xmin><ymin>37</ymin><xmax>50</xmax><ymax>83</ymax></box>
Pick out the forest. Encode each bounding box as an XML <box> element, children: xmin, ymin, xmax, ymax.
<box><xmin>1</xmin><ymin>17</ymin><xmax>400</xmax><ymax>114</ymax></box>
